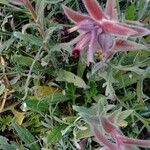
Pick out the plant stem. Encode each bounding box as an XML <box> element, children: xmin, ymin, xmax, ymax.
<box><xmin>0</xmin><ymin>90</ymin><xmax>8</xmax><ymax>113</ymax></box>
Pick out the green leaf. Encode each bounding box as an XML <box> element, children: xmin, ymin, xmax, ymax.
<box><xmin>13</xmin><ymin>123</ymin><xmax>40</xmax><ymax>150</ymax></box>
<box><xmin>141</xmin><ymin>109</ymin><xmax>150</xmax><ymax>118</ymax></box>
<box><xmin>12</xmin><ymin>54</ymin><xmax>45</xmax><ymax>72</ymax></box>
<box><xmin>43</xmin><ymin>93</ymin><xmax>70</xmax><ymax>103</ymax></box>
<box><xmin>126</xmin><ymin>3</ymin><xmax>136</xmax><ymax>20</ymax></box>
<box><xmin>25</xmin><ymin>93</ymin><xmax>69</xmax><ymax>111</ymax></box>
<box><xmin>0</xmin><ymin>84</ymin><xmax>5</xmax><ymax>96</ymax></box>
<box><xmin>0</xmin><ymin>0</ymin><xmax>9</xmax><ymax>5</ymax></box>
<box><xmin>118</xmin><ymin>110</ymin><xmax>133</xmax><ymax>120</ymax></box>
<box><xmin>0</xmin><ymin>37</ymin><xmax>15</xmax><ymax>53</ymax></box>
<box><xmin>73</xmin><ymin>106</ymin><xmax>96</xmax><ymax>116</ymax></box>
<box><xmin>85</xmin><ymin>81</ymin><xmax>98</xmax><ymax>102</ymax></box>
<box><xmin>116</xmin><ymin>110</ymin><xmax>133</xmax><ymax>127</ymax></box>
<box><xmin>44</xmin><ymin>24</ymin><xmax>63</xmax><ymax>43</ymax></box>
<box><xmin>0</xmin><ymin>30</ymin><xmax>11</xmax><ymax>36</ymax></box>
<box><xmin>0</xmin><ymin>116</ymin><xmax>12</xmax><ymax>131</ymax></box>
<box><xmin>0</xmin><ymin>136</ymin><xmax>17</xmax><ymax>150</ymax></box>
<box><xmin>36</xmin><ymin>0</ymin><xmax>45</xmax><ymax>29</ymax></box>
<box><xmin>47</xmin><ymin>124</ymin><xmax>67</xmax><ymax>145</ymax></box>
<box><xmin>115</xmin><ymin>72</ymin><xmax>140</xmax><ymax>89</ymax></box>
<box><xmin>73</xmin><ymin>105</ymin><xmax>100</xmax><ymax>124</ymax></box>
<box><xmin>13</xmin><ymin>32</ymin><xmax>43</xmax><ymax>46</ymax></box>
<box><xmin>77</xmin><ymin>57</ymin><xmax>86</xmax><ymax>77</ymax></box>
<box><xmin>56</xmin><ymin>70</ymin><xmax>87</xmax><ymax>88</ymax></box>
<box><xmin>25</xmin><ymin>100</ymin><xmax>49</xmax><ymax>112</ymax></box>
<box><xmin>45</xmin><ymin>0</ymin><xmax>63</xmax><ymax>4</ymax></box>
<box><xmin>75</xmin><ymin>125</ymin><xmax>93</xmax><ymax>140</ymax></box>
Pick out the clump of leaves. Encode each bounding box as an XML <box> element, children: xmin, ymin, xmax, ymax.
<box><xmin>74</xmin><ymin>98</ymin><xmax>150</xmax><ymax>150</ymax></box>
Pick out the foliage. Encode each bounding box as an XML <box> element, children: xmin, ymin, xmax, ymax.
<box><xmin>0</xmin><ymin>0</ymin><xmax>150</xmax><ymax>149</ymax></box>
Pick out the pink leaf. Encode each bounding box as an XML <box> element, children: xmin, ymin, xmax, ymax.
<box><xmin>101</xmin><ymin>117</ymin><xmax>117</xmax><ymax>133</ymax></box>
<box><xmin>105</xmin><ymin>0</ymin><xmax>118</xmax><ymax>20</ymax></box>
<box><xmin>114</xmin><ymin>39</ymin><xmax>147</xmax><ymax>52</ymax></box>
<box><xmin>119</xmin><ymin>135</ymin><xmax>150</xmax><ymax>148</ymax></box>
<box><xmin>82</xmin><ymin>0</ymin><xmax>105</xmax><ymax>20</ymax></box>
<box><xmin>62</xmin><ymin>5</ymin><xmax>90</xmax><ymax>23</ymax></box>
<box><xmin>93</xmin><ymin>126</ymin><xmax>117</xmax><ymax>150</ymax></box>
<box><xmin>122</xmin><ymin>24</ymin><xmax>150</xmax><ymax>37</ymax></box>
<box><xmin>101</xmin><ymin>21</ymin><xmax>138</xmax><ymax>36</ymax></box>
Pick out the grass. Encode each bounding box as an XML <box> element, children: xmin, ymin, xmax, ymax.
<box><xmin>0</xmin><ymin>0</ymin><xmax>150</xmax><ymax>149</ymax></box>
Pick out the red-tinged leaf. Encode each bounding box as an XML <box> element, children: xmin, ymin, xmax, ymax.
<box><xmin>62</xmin><ymin>5</ymin><xmax>90</xmax><ymax>23</ymax></box>
<box><xmin>82</xmin><ymin>0</ymin><xmax>105</xmax><ymax>20</ymax></box>
<box><xmin>105</xmin><ymin>0</ymin><xmax>118</xmax><ymax>20</ymax></box>
<box><xmin>114</xmin><ymin>39</ymin><xmax>147</xmax><ymax>52</ymax></box>
<box><xmin>119</xmin><ymin>135</ymin><xmax>150</xmax><ymax>148</ymax></box>
<box><xmin>101</xmin><ymin>117</ymin><xmax>117</xmax><ymax>133</ymax></box>
<box><xmin>101</xmin><ymin>21</ymin><xmax>137</xmax><ymax>36</ymax></box>
<box><xmin>93</xmin><ymin>126</ymin><xmax>117</xmax><ymax>150</ymax></box>
<box><xmin>122</xmin><ymin>24</ymin><xmax>150</xmax><ymax>37</ymax></box>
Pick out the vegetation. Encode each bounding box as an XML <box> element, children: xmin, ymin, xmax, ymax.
<box><xmin>0</xmin><ymin>0</ymin><xmax>150</xmax><ymax>149</ymax></box>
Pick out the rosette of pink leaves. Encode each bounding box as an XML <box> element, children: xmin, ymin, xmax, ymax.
<box><xmin>62</xmin><ymin>0</ymin><xmax>150</xmax><ymax>65</ymax></box>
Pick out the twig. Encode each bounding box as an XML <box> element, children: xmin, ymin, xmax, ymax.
<box><xmin>0</xmin><ymin>102</ymin><xmax>20</xmax><ymax>113</ymax></box>
<box><xmin>0</xmin><ymin>90</ymin><xmax>8</xmax><ymax>113</ymax></box>
<box><xmin>25</xmin><ymin>0</ymin><xmax>45</xmax><ymax>38</ymax></box>
<box><xmin>25</xmin><ymin>0</ymin><xmax>37</xmax><ymax>22</ymax></box>
<box><xmin>22</xmin><ymin>47</ymin><xmax>42</xmax><ymax>100</ymax></box>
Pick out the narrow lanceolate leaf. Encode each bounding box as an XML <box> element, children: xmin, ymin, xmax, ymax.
<box><xmin>119</xmin><ymin>135</ymin><xmax>150</xmax><ymax>148</ymax></box>
<box><xmin>13</xmin><ymin>123</ymin><xmax>40</xmax><ymax>150</ymax></box>
<box><xmin>0</xmin><ymin>84</ymin><xmax>5</xmax><ymax>96</ymax></box>
<box><xmin>114</xmin><ymin>39</ymin><xmax>147</xmax><ymax>52</ymax></box>
<box><xmin>14</xmin><ymin>32</ymin><xmax>43</xmax><ymax>46</ymax></box>
<box><xmin>56</xmin><ymin>70</ymin><xmax>87</xmax><ymax>88</ymax></box>
<box><xmin>9</xmin><ymin>0</ymin><xmax>27</xmax><ymax>5</ymax></box>
<box><xmin>62</xmin><ymin>5</ymin><xmax>90</xmax><ymax>23</ymax></box>
<box><xmin>105</xmin><ymin>0</ymin><xmax>118</xmax><ymax>20</ymax></box>
<box><xmin>0</xmin><ymin>37</ymin><xmax>15</xmax><ymax>53</ymax></box>
<box><xmin>125</xmin><ymin>3</ymin><xmax>136</xmax><ymax>20</ymax></box>
<box><xmin>47</xmin><ymin>124</ymin><xmax>67</xmax><ymax>145</ymax></box>
<box><xmin>25</xmin><ymin>100</ymin><xmax>49</xmax><ymax>112</ymax></box>
<box><xmin>82</xmin><ymin>0</ymin><xmax>105</xmax><ymax>20</ymax></box>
